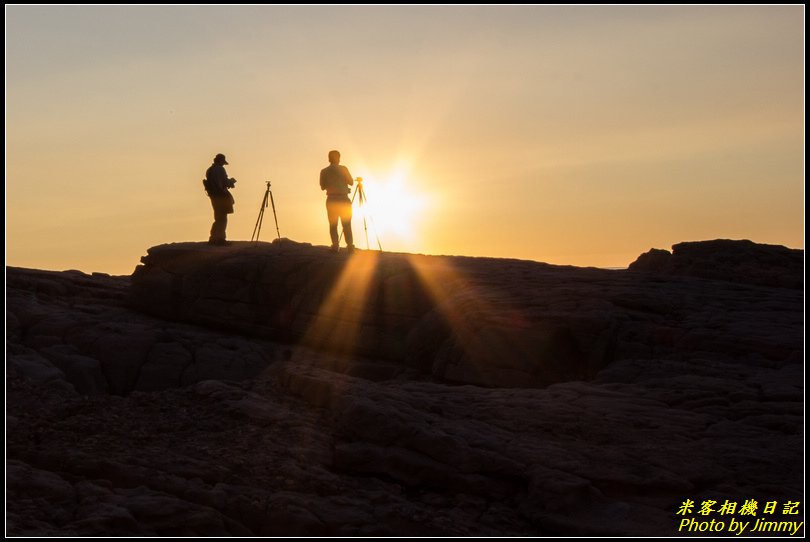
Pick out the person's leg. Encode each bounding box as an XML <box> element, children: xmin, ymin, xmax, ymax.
<box><xmin>326</xmin><ymin>199</ymin><xmax>340</xmax><ymax>249</ymax></box>
<box><xmin>339</xmin><ymin>199</ymin><xmax>354</xmax><ymax>249</ymax></box>
<box><xmin>219</xmin><ymin>212</ymin><xmax>228</xmax><ymax>241</ymax></box>
<box><xmin>209</xmin><ymin>198</ymin><xmax>228</xmax><ymax>243</ymax></box>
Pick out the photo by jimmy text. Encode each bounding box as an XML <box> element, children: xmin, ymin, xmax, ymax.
<box><xmin>676</xmin><ymin>499</ymin><xmax>803</xmax><ymax>535</ymax></box>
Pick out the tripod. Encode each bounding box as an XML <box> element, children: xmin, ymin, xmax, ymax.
<box><xmin>339</xmin><ymin>177</ymin><xmax>382</xmax><ymax>252</ymax></box>
<box><xmin>251</xmin><ymin>181</ymin><xmax>280</xmax><ymax>242</ymax></box>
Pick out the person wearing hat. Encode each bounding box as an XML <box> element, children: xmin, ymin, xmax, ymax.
<box><xmin>204</xmin><ymin>153</ymin><xmax>237</xmax><ymax>245</ymax></box>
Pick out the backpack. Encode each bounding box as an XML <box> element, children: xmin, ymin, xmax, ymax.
<box><xmin>202</xmin><ymin>178</ymin><xmax>220</xmax><ymax>196</ymax></box>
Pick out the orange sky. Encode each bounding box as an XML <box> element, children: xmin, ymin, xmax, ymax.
<box><xmin>6</xmin><ymin>6</ymin><xmax>804</xmax><ymax>275</ymax></box>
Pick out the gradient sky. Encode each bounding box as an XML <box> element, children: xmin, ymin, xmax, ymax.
<box><xmin>6</xmin><ymin>5</ymin><xmax>804</xmax><ymax>275</ymax></box>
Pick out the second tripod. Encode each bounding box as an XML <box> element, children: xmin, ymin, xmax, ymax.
<box><xmin>251</xmin><ymin>181</ymin><xmax>281</xmax><ymax>242</ymax></box>
<box><xmin>339</xmin><ymin>177</ymin><xmax>382</xmax><ymax>252</ymax></box>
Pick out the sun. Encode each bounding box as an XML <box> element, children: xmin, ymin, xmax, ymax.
<box><xmin>354</xmin><ymin>170</ymin><xmax>427</xmax><ymax>246</ymax></box>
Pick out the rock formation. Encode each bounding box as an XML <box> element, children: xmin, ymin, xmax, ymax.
<box><xmin>6</xmin><ymin>239</ymin><xmax>804</xmax><ymax>536</ymax></box>
<box><xmin>629</xmin><ymin>239</ymin><xmax>803</xmax><ymax>289</ymax></box>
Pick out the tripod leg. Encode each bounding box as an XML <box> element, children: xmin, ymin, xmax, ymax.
<box><xmin>257</xmin><ymin>198</ymin><xmax>266</xmax><ymax>242</ymax></box>
<box><xmin>269</xmin><ymin>191</ymin><xmax>281</xmax><ymax>239</ymax></box>
<box><xmin>369</xmin><ymin>214</ymin><xmax>383</xmax><ymax>252</ymax></box>
<box><xmin>364</xmin><ymin>217</ymin><xmax>370</xmax><ymax>249</ymax></box>
<box><xmin>360</xmin><ymin>187</ymin><xmax>370</xmax><ymax>249</ymax></box>
<box><xmin>252</xmin><ymin>191</ymin><xmax>269</xmax><ymax>242</ymax></box>
<box><xmin>358</xmin><ymin>185</ymin><xmax>383</xmax><ymax>252</ymax></box>
<box><xmin>251</xmin><ymin>207</ymin><xmax>262</xmax><ymax>242</ymax></box>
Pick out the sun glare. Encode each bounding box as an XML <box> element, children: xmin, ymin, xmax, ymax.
<box><xmin>354</xmin><ymin>170</ymin><xmax>427</xmax><ymax>246</ymax></box>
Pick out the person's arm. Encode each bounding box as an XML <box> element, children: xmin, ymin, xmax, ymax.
<box><xmin>213</xmin><ymin>166</ymin><xmax>229</xmax><ymax>192</ymax></box>
<box><xmin>342</xmin><ymin>166</ymin><xmax>354</xmax><ymax>186</ymax></box>
<box><xmin>320</xmin><ymin>169</ymin><xmax>327</xmax><ymax>191</ymax></box>
<box><xmin>223</xmin><ymin>168</ymin><xmax>236</xmax><ymax>189</ymax></box>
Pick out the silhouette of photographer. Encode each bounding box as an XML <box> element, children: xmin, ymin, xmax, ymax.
<box><xmin>203</xmin><ymin>153</ymin><xmax>236</xmax><ymax>246</ymax></box>
<box><xmin>320</xmin><ymin>150</ymin><xmax>354</xmax><ymax>253</ymax></box>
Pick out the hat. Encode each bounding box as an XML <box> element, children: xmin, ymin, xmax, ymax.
<box><xmin>214</xmin><ymin>153</ymin><xmax>229</xmax><ymax>165</ymax></box>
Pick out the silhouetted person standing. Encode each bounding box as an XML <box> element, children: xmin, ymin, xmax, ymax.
<box><xmin>320</xmin><ymin>150</ymin><xmax>354</xmax><ymax>253</ymax></box>
<box><xmin>204</xmin><ymin>153</ymin><xmax>237</xmax><ymax>246</ymax></box>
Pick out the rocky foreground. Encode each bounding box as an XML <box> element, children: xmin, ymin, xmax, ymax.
<box><xmin>5</xmin><ymin>239</ymin><xmax>804</xmax><ymax>535</ymax></box>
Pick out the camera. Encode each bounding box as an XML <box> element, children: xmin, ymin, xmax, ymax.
<box><xmin>226</xmin><ymin>178</ymin><xmax>237</xmax><ymax>188</ymax></box>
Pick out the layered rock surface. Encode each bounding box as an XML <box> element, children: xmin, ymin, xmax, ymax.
<box><xmin>6</xmin><ymin>239</ymin><xmax>804</xmax><ymax>535</ymax></box>
<box><xmin>128</xmin><ymin>240</ymin><xmax>802</xmax><ymax>388</ymax></box>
